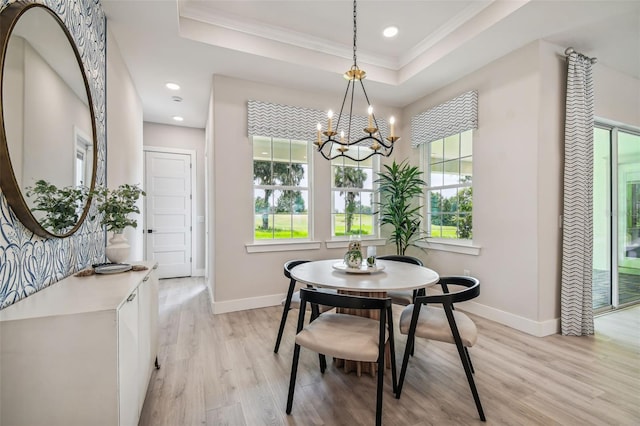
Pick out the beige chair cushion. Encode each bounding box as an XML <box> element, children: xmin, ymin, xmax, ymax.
<box><xmin>387</xmin><ymin>290</ymin><xmax>413</xmax><ymax>306</ymax></box>
<box><xmin>281</xmin><ymin>291</ymin><xmax>335</xmax><ymax>313</ymax></box>
<box><xmin>295</xmin><ymin>313</ymin><xmax>386</xmax><ymax>362</ymax></box>
<box><xmin>399</xmin><ymin>304</ymin><xmax>477</xmax><ymax>347</ymax></box>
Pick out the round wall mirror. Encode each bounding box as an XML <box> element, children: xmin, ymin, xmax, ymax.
<box><xmin>0</xmin><ymin>2</ymin><xmax>97</xmax><ymax>238</ymax></box>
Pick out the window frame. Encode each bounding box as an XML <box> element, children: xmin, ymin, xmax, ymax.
<box><xmin>329</xmin><ymin>155</ymin><xmax>380</xmax><ymax>240</ymax></box>
<box><xmin>251</xmin><ymin>136</ymin><xmax>313</xmax><ymax>243</ymax></box>
<box><xmin>422</xmin><ymin>129</ymin><xmax>474</xmax><ymax>243</ymax></box>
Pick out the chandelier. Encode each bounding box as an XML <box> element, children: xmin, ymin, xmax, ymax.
<box><xmin>315</xmin><ymin>0</ymin><xmax>399</xmax><ymax>162</ymax></box>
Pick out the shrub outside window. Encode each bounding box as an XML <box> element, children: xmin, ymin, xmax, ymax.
<box><xmin>331</xmin><ymin>155</ymin><xmax>377</xmax><ymax>238</ymax></box>
<box><xmin>253</xmin><ymin>136</ymin><xmax>310</xmax><ymax>240</ymax></box>
<box><xmin>425</xmin><ymin>130</ymin><xmax>473</xmax><ymax>240</ymax></box>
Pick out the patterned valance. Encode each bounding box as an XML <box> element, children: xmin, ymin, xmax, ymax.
<box><xmin>411</xmin><ymin>91</ymin><xmax>478</xmax><ymax>147</ymax></box>
<box><xmin>247</xmin><ymin>100</ymin><xmax>388</xmax><ymax>142</ymax></box>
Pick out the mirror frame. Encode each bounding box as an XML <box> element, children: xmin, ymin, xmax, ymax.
<box><xmin>0</xmin><ymin>1</ymin><xmax>98</xmax><ymax>238</ymax></box>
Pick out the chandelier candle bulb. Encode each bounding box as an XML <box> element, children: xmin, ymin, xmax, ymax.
<box><xmin>368</xmin><ymin>105</ymin><xmax>373</xmax><ymax>128</ymax></box>
<box><xmin>316</xmin><ymin>123</ymin><xmax>321</xmax><ymax>145</ymax></box>
<box><xmin>327</xmin><ymin>110</ymin><xmax>333</xmax><ymax>132</ymax></box>
<box><xmin>340</xmin><ymin>130</ymin><xmax>345</xmax><ymax>142</ymax></box>
<box><xmin>390</xmin><ymin>116</ymin><xmax>395</xmax><ymax>137</ymax></box>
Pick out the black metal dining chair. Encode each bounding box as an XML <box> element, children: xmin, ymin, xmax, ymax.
<box><xmin>286</xmin><ymin>288</ymin><xmax>397</xmax><ymax>426</ymax></box>
<box><xmin>395</xmin><ymin>276</ymin><xmax>485</xmax><ymax>421</ymax></box>
<box><xmin>274</xmin><ymin>260</ymin><xmax>334</xmax><ymax>353</ymax></box>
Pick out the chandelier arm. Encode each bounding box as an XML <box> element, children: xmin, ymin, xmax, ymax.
<box><xmin>335</xmin><ymin>79</ymin><xmax>352</xmax><ymax>133</ymax></box>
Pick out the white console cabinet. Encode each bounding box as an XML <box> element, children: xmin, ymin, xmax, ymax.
<box><xmin>0</xmin><ymin>262</ymin><xmax>159</xmax><ymax>426</ymax></box>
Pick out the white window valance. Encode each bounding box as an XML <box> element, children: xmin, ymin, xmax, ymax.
<box><xmin>247</xmin><ymin>100</ymin><xmax>388</xmax><ymax>142</ymax></box>
<box><xmin>411</xmin><ymin>90</ymin><xmax>478</xmax><ymax>147</ymax></box>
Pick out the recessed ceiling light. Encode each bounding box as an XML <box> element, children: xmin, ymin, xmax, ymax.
<box><xmin>172</xmin><ymin>116</ymin><xmax>184</xmax><ymax>122</ymax></box>
<box><xmin>383</xmin><ymin>26</ymin><xmax>398</xmax><ymax>38</ymax></box>
<box><xmin>171</xmin><ymin>96</ymin><xmax>183</xmax><ymax>102</ymax></box>
<box><xmin>165</xmin><ymin>82</ymin><xmax>180</xmax><ymax>90</ymax></box>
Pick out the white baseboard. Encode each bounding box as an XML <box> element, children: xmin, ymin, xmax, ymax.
<box><xmin>213</xmin><ymin>293</ymin><xmax>284</xmax><ymax>314</ymax></box>
<box><xmin>461</xmin><ymin>301</ymin><xmax>560</xmax><ymax>337</ymax></box>
<box><xmin>210</xmin><ymin>293</ymin><xmax>560</xmax><ymax>337</ymax></box>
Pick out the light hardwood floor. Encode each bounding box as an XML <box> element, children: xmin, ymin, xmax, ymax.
<box><xmin>139</xmin><ymin>277</ymin><xmax>640</xmax><ymax>426</ymax></box>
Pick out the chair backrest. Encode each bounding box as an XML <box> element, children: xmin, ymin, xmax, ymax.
<box><xmin>416</xmin><ymin>276</ymin><xmax>480</xmax><ymax>305</ymax></box>
<box><xmin>299</xmin><ymin>287</ymin><xmax>391</xmax><ymax>311</ymax></box>
<box><xmin>377</xmin><ymin>255</ymin><xmax>424</xmax><ymax>266</ymax></box>
<box><xmin>284</xmin><ymin>260</ymin><xmax>310</xmax><ymax>279</ymax></box>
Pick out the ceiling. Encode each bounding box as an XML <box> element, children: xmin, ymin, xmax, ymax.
<box><xmin>101</xmin><ymin>0</ymin><xmax>640</xmax><ymax>129</ymax></box>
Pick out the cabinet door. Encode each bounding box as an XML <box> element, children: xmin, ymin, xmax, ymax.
<box><xmin>137</xmin><ymin>275</ymin><xmax>152</xmax><ymax>413</ymax></box>
<box><xmin>118</xmin><ymin>288</ymin><xmax>139</xmax><ymax>426</ymax></box>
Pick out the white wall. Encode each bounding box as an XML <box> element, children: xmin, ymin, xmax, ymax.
<box><xmin>207</xmin><ymin>75</ymin><xmax>399</xmax><ymax>311</ymax></box>
<box><xmin>403</xmin><ymin>40</ymin><xmax>640</xmax><ymax>335</ymax></box>
<box><xmin>106</xmin><ymin>29</ymin><xmax>144</xmax><ymax>260</ymax></box>
<box><xmin>143</xmin><ymin>122</ymin><xmax>206</xmax><ymax>273</ymax></box>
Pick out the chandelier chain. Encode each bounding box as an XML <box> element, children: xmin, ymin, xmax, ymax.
<box><xmin>352</xmin><ymin>0</ymin><xmax>357</xmax><ymax>66</ymax></box>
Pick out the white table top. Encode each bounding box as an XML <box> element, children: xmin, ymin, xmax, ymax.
<box><xmin>291</xmin><ymin>259</ymin><xmax>439</xmax><ymax>292</ymax></box>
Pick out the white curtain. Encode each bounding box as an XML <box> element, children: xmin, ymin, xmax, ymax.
<box><xmin>560</xmin><ymin>52</ymin><xmax>595</xmax><ymax>336</ymax></box>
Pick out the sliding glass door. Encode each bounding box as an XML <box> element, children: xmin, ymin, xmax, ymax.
<box><xmin>593</xmin><ymin>124</ymin><xmax>640</xmax><ymax>311</ymax></box>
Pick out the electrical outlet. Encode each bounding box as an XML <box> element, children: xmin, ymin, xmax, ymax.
<box><xmin>463</xmin><ymin>269</ymin><xmax>470</xmax><ymax>276</ymax></box>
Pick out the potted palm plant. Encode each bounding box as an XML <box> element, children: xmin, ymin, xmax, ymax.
<box><xmin>375</xmin><ymin>160</ymin><xmax>426</xmax><ymax>255</ymax></box>
<box><xmin>92</xmin><ymin>184</ymin><xmax>145</xmax><ymax>262</ymax></box>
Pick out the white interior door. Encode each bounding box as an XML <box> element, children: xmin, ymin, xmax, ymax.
<box><xmin>144</xmin><ymin>151</ymin><xmax>192</xmax><ymax>278</ymax></box>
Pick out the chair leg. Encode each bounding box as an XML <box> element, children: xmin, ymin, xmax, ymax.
<box><xmin>274</xmin><ymin>283</ymin><xmax>296</xmax><ymax>353</ymax></box>
<box><xmin>286</xmin><ymin>344</ymin><xmax>302</xmax><ymax>414</ymax></box>
<box><xmin>454</xmin><ymin>341</ymin><xmax>485</xmax><ymax>421</ymax></box>
<box><xmin>375</xmin><ymin>345</ymin><xmax>384</xmax><ymax>426</ymax></box>
<box><xmin>319</xmin><ymin>354</ymin><xmax>327</xmax><ymax>373</ymax></box>
<box><xmin>464</xmin><ymin>347</ymin><xmax>475</xmax><ymax>374</ymax></box>
<box><xmin>387</xmin><ymin>307</ymin><xmax>398</xmax><ymax>394</ymax></box>
<box><xmin>396</xmin><ymin>333</ymin><xmax>415</xmax><ymax>399</ymax></box>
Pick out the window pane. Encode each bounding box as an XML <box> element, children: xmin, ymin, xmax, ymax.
<box><xmin>253</xmin><ymin>136</ymin><xmax>272</xmax><ymax>161</ymax></box>
<box><xmin>461</xmin><ymin>156</ymin><xmax>472</xmax><ymax>182</ymax></box>
<box><xmin>443</xmin><ymin>133</ymin><xmax>460</xmax><ymax>161</ymax></box>
<box><xmin>272</xmin><ymin>138</ymin><xmax>290</xmax><ymax>163</ymax></box>
<box><xmin>430</xmin><ymin>139</ymin><xmax>444</xmax><ymax>164</ymax></box>
<box><xmin>457</xmin><ymin>213</ymin><xmax>473</xmax><ymax>239</ymax></box>
<box><xmin>442</xmin><ymin>159</ymin><xmax>460</xmax><ymax>185</ymax></box>
<box><xmin>429</xmin><ymin>190</ymin><xmax>442</xmax><ymax>213</ymax></box>
<box><xmin>430</xmin><ymin>162</ymin><xmax>444</xmax><ymax>187</ymax></box>
<box><xmin>461</xmin><ymin>130</ymin><xmax>472</xmax><ymax>157</ymax></box>
<box><xmin>290</xmin><ymin>139</ymin><xmax>307</xmax><ymax>164</ymax></box>
<box><xmin>253</xmin><ymin>160</ymin><xmax>272</xmax><ymax>185</ymax></box>
<box><xmin>334</xmin><ymin>165</ymin><xmax>368</xmax><ymax>189</ymax></box>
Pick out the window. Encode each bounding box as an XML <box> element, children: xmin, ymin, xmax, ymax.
<box><xmin>253</xmin><ymin>136</ymin><xmax>310</xmax><ymax>240</ymax></box>
<box><xmin>331</xmin><ymin>155</ymin><xmax>377</xmax><ymax>237</ymax></box>
<box><xmin>425</xmin><ymin>130</ymin><xmax>473</xmax><ymax>240</ymax></box>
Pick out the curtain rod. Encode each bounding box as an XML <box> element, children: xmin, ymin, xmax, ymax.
<box><xmin>565</xmin><ymin>47</ymin><xmax>597</xmax><ymax>64</ymax></box>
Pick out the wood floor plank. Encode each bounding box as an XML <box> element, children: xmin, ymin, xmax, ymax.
<box><xmin>139</xmin><ymin>277</ymin><xmax>640</xmax><ymax>426</ymax></box>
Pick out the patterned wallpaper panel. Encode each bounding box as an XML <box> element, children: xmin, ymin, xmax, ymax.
<box><xmin>0</xmin><ymin>0</ymin><xmax>106</xmax><ymax>308</ymax></box>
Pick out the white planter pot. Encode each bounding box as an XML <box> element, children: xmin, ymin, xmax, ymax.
<box><xmin>105</xmin><ymin>232</ymin><xmax>130</xmax><ymax>263</ymax></box>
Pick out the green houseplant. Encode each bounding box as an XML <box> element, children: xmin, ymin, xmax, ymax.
<box><xmin>25</xmin><ymin>179</ymin><xmax>88</xmax><ymax>235</ymax></box>
<box><xmin>375</xmin><ymin>160</ymin><xmax>426</xmax><ymax>255</ymax></box>
<box><xmin>91</xmin><ymin>184</ymin><xmax>145</xmax><ymax>262</ymax></box>
<box><xmin>91</xmin><ymin>184</ymin><xmax>145</xmax><ymax>232</ymax></box>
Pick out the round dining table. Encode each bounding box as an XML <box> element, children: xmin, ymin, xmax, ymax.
<box><xmin>290</xmin><ymin>258</ymin><xmax>440</xmax><ymax>376</ymax></box>
<box><xmin>290</xmin><ymin>258</ymin><xmax>439</xmax><ymax>293</ymax></box>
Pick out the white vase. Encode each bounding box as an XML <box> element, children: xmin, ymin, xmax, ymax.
<box><xmin>105</xmin><ymin>232</ymin><xmax>130</xmax><ymax>263</ymax></box>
